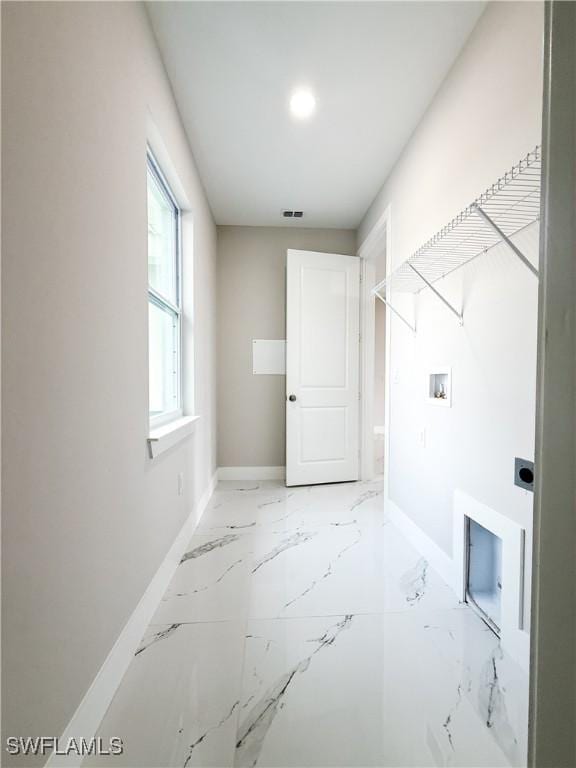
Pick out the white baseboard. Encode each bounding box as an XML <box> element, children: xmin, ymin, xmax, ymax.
<box><xmin>386</xmin><ymin>496</ymin><xmax>456</xmax><ymax>592</ymax></box>
<box><xmin>218</xmin><ymin>466</ymin><xmax>285</xmax><ymax>481</ymax></box>
<box><xmin>46</xmin><ymin>469</ymin><xmax>218</xmax><ymax>768</ymax></box>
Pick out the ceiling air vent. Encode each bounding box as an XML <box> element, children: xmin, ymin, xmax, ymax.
<box><xmin>282</xmin><ymin>210</ymin><xmax>304</xmax><ymax>218</ymax></box>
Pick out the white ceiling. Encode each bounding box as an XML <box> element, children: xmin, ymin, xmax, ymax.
<box><xmin>147</xmin><ymin>2</ymin><xmax>485</xmax><ymax>229</ymax></box>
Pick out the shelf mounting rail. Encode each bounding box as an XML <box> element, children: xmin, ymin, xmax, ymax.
<box><xmin>372</xmin><ymin>146</ymin><xmax>541</xmax><ymax>330</ymax></box>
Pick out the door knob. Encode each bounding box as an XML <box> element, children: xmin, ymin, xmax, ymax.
<box><xmin>288</xmin><ymin>394</ymin><xmax>297</xmax><ymax>402</ymax></box>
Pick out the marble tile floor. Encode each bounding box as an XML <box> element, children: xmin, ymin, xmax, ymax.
<box><xmin>87</xmin><ymin>478</ymin><xmax>528</xmax><ymax>768</ymax></box>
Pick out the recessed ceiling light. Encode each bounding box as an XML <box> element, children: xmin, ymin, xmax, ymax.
<box><xmin>289</xmin><ymin>89</ymin><xmax>316</xmax><ymax>120</ymax></box>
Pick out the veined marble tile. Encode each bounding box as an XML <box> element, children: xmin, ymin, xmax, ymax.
<box><xmin>236</xmin><ymin>613</ymin><xmax>391</xmax><ymax>767</ymax></box>
<box><xmin>151</xmin><ymin>532</ymin><xmax>253</xmax><ymax>623</ymax></box>
<box><xmin>197</xmin><ymin>483</ymin><xmax>297</xmax><ymax>533</ymax></box>
<box><xmin>258</xmin><ymin>479</ymin><xmax>386</xmax><ymax>531</ymax></box>
<box><xmin>86</xmin><ymin>621</ymin><xmax>244</xmax><ymax>767</ymax></box>
<box><xmin>88</xmin><ymin>477</ymin><xmax>527</xmax><ymax>768</ymax></box>
<box><xmin>248</xmin><ymin>522</ymin><xmax>455</xmax><ymax>619</ymax></box>
<box><xmin>417</xmin><ymin>607</ymin><xmax>528</xmax><ymax>766</ymax></box>
<box><xmin>196</xmin><ymin>497</ymin><xmax>262</xmax><ymax>534</ymax></box>
<box><xmin>216</xmin><ymin>480</ymin><xmax>267</xmax><ymax>492</ymax></box>
<box><xmin>236</xmin><ymin>610</ymin><xmax>525</xmax><ymax>768</ymax></box>
<box><xmin>199</xmin><ymin>480</ymin><xmax>386</xmax><ymax>534</ymax></box>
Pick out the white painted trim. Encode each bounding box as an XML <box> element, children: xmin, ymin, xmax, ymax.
<box><xmin>358</xmin><ymin>204</ymin><xmax>392</xmax><ymax>485</ymax></box>
<box><xmin>530</xmin><ymin>5</ymin><xmax>576</xmax><ymax>762</ymax></box>
<box><xmin>454</xmin><ymin>490</ymin><xmax>530</xmax><ymax>671</ymax></box>
<box><xmin>45</xmin><ymin>470</ymin><xmax>218</xmax><ymax>768</ymax></box>
<box><xmin>147</xmin><ymin>415</ymin><xmax>199</xmax><ymax>459</ymax></box>
<box><xmin>218</xmin><ymin>466</ymin><xmax>286</xmax><ymax>481</ymax></box>
<box><xmin>146</xmin><ymin>111</ymin><xmax>191</xmax><ymax>211</ymax></box>
<box><xmin>386</xmin><ymin>496</ymin><xmax>456</xmax><ymax>590</ymax></box>
<box><xmin>382</xmin><ymin>211</ymin><xmax>393</xmax><ymax>503</ymax></box>
<box><xmin>360</xmin><ymin>257</ymin><xmax>376</xmax><ymax>480</ymax></box>
<box><xmin>357</xmin><ymin>205</ymin><xmax>391</xmax><ymax>257</ymax></box>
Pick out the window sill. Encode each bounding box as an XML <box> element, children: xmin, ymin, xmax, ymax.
<box><xmin>147</xmin><ymin>415</ymin><xmax>200</xmax><ymax>459</ymax></box>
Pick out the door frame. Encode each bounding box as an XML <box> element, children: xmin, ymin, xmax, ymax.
<box><xmin>529</xmin><ymin>2</ymin><xmax>576</xmax><ymax>765</ymax></box>
<box><xmin>358</xmin><ymin>204</ymin><xmax>392</xmax><ymax>495</ymax></box>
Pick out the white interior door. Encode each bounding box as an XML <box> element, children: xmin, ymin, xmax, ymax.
<box><xmin>286</xmin><ymin>249</ymin><xmax>360</xmax><ymax>486</ymax></box>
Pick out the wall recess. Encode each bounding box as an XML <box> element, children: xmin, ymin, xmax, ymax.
<box><xmin>453</xmin><ymin>490</ymin><xmax>529</xmax><ymax>671</ymax></box>
<box><xmin>467</xmin><ymin>518</ymin><xmax>503</xmax><ymax>635</ymax></box>
<box><xmin>427</xmin><ymin>367</ymin><xmax>452</xmax><ymax>407</ymax></box>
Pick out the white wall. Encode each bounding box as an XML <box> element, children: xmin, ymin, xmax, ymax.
<box><xmin>217</xmin><ymin>225</ymin><xmax>356</xmax><ymax>469</ymax></box>
<box><xmin>388</xmin><ymin>227</ymin><xmax>538</xmax><ymax>557</ymax></box>
<box><xmin>359</xmin><ymin>1</ymin><xmax>543</xmax><ymax>558</ymax></box>
<box><xmin>1</xmin><ymin>2</ymin><xmax>217</xmax><ymax>760</ymax></box>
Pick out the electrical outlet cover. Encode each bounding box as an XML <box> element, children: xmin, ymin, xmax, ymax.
<box><xmin>514</xmin><ymin>457</ymin><xmax>534</xmax><ymax>492</ymax></box>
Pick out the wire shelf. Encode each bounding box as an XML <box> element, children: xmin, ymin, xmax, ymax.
<box><xmin>375</xmin><ymin>146</ymin><xmax>541</xmax><ymax>297</ymax></box>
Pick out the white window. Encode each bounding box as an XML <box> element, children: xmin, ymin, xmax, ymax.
<box><xmin>147</xmin><ymin>152</ymin><xmax>181</xmax><ymax>426</ymax></box>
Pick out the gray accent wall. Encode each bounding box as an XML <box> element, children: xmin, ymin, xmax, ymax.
<box><xmin>217</xmin><ymin>226</ymin><xmax>356</xmax><ymax>469</ymax></box>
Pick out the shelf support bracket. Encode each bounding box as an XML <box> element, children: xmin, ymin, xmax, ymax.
<box><xmin>473</xmin><ymin>204</ymin><xmax>539</xmax><ymax>278</ymax></box>
<box><xmin>372</xmin><ymin>287</ymin><xmax>416</xmax><ymax>334</ymax></box>
<box><xmin>407</xmin><ymin>264</ymin><xmax>464</xmax><ymax>326</ymax></box>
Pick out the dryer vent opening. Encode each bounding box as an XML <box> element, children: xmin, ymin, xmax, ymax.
<box><xmin>466</xmin><ymin>518</ymin><xmax>502</xmax><ymax>635</ymax></box>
